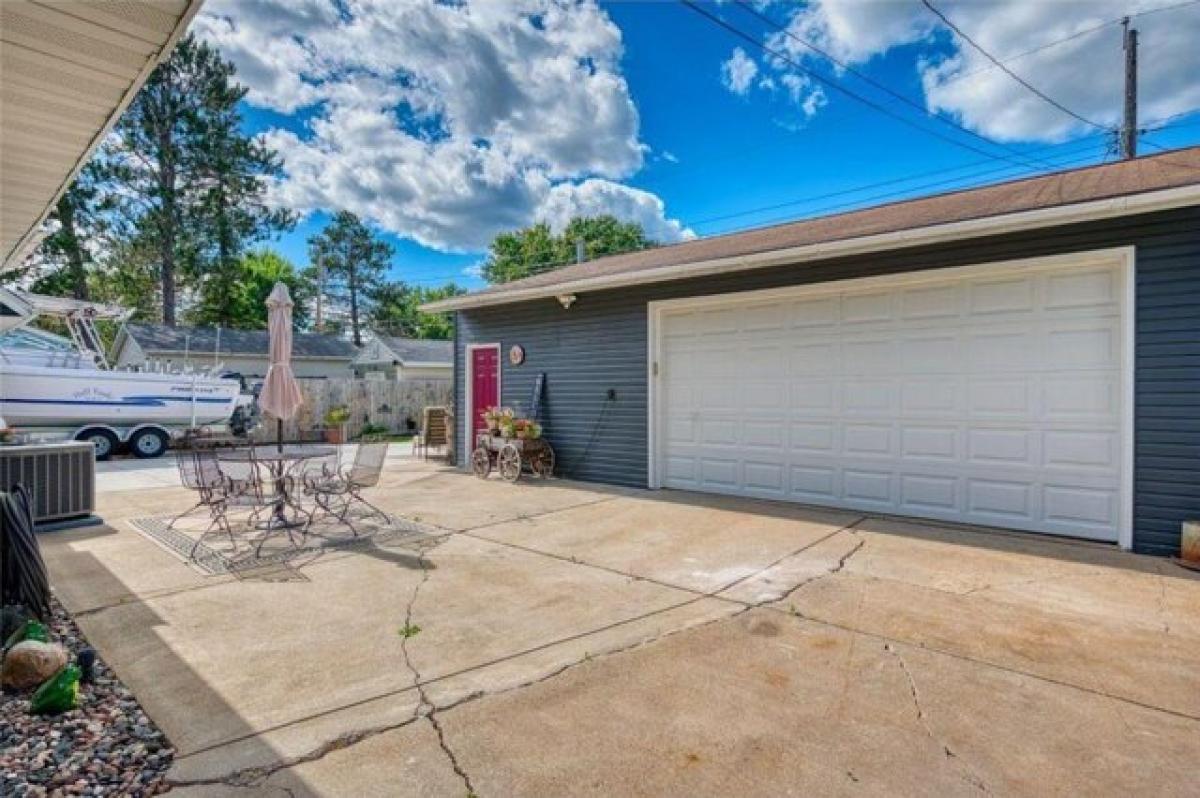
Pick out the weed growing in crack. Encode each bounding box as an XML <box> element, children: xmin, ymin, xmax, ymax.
<box><xmin>400</xmin><ymin>622</ymin><xmax>422</xmax><ymax>639</ymax></box>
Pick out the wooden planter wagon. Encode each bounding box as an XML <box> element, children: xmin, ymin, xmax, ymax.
<box><xmin>471</xmin><ymin>431</ymin><xmax>555</xmax><ymax>482</ymax></box>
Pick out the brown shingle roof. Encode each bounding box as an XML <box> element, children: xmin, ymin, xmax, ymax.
<box><xmin>427</xmin><ymin>147</ymin><xmax>1200</xmax><ymax>311</ymax></box>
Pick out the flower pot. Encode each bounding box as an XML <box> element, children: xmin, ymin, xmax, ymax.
<box><xmin>324</xmin><ymin>426</ymin><xmax>345</xmax><ymax>445</ymax></box>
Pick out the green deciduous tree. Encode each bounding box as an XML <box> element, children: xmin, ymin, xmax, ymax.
<box><xmin>308</xmin><ymin>212</ymin><xmax>393</xmax><ymax>346</ymax></box>
<box><xmin>369</xmin><ymin>281</ymin><xmax>464</xmax><ymax>340</ymax></box>
<box><xmin>481</xmin><ymin>215</ymin><xmax>655</xmax><ymax>284</ymax></box>
<box><xmin>191</xmin><ymin>249</ymin><xmax>312</xmax><ymax>329</ymax></box>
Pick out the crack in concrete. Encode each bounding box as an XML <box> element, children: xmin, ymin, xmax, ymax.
<box><xmin>778</xmin><ymin>534</ymin><xmax>866</xmax><ymax>604</ymax></box>
<box><xmin>158</xmin><ymin>504</ymin><xmax>1197</xmax><ymax>791</ymax></box>
<box><xmin>168</xmin><ymin>714</ymin><xmax>424</xmax><ymax>790</ymax></box>
<box><xmin>781</xmin><ymin>600</ymin><xmax>1200</xmax><ymax>723</ymax></box>
<box><xmin>884</xmin><ymin>643</ymin><xmax>989</xmax><ymax>794</ymax></box>
<box><xmin>398</xmin><ymin>549</ymin><xmax>479</xmax><ymax>798</ymax></box>
<box><xmin>170</xmin><ymin>519</ymin><xmax>875</xmax><ymax>789</ymax></box>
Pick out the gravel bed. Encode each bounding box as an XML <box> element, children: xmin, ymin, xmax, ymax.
<box><xmin>1</xmin><ymin>598</ymin><xmax>173</xmax><ymax>796</ymax></box>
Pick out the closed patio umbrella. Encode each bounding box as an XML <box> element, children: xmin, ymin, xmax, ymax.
<box><xmin>259</xmin><ymin>282</ymin><xmax>304</xmax><ymax>451</ymax></box>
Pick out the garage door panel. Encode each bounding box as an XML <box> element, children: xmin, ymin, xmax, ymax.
<box><xmin>843</xmin><ymin>423</ymin><xmax>893</xmax><ymax>456</ymax></box>
<box><xmin>969</xmin><ymin>277</ymin><xmax>1035</xmax><ymax>315</ymax></box>
<box><xmin>791</xmin><ymin>296</ymin><xmax>839</xmax><ymax>326</ymax></box>
<box><xmin>1043</xmin><ymin>430</ymin><xmax>1117</xmax><ymax>470</ymax></box>
<box><xmin>1046</xmin><ymin>268</ymin><xmax>1118</xmax><ymax>309</ymax></box>
<box><xmin>900</xmin><ymin>425</ymin><xmax>958</xmax><ymax>460</ymax></box>
<box><xmin>843</xmin><ymin>380</ymin><xmax>895</xmax><ymax>414</ymax></box>
<box><xmin>1046</xmin><ymin>325</ymin><xmax>1119</xmax><ymax>369</ymax></box>
<box><xmin>901</xmin><ymin>335</ymin><xmax>959</xmax><ymax>372</ymax></box>
<box><xmin>744</xmin><ymin>419</ymin><xmax>785</xmax><ymax>448</ymax></box>
<box><xmin>900</xmin><ymin>474</ymin><xmax>960</xmax><ymax>512</ymax></box>
<box><xmin>1043</xmin><ymin>375</ymin><xmax>1119</xmax><ymax>418</ymax></box>
<box><xmin>901</xmin><ymin>283</ymin><xmax>962</xmax><ymax>320</ymax></box>
<box><xmin>657</xmin><ymin>260</ymin><xmax>1126</xmax><ymax>542</ymax></box>
<box><xmin>902</xmin><ymin>379</ymin><xmax>961</xmax><ymax>414</ymax></box>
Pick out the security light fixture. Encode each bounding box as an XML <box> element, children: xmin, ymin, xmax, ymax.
<box><xmin>557</xmin><ymin>294</ymin><xmax>577</xmax><ymax>310</ymax></box>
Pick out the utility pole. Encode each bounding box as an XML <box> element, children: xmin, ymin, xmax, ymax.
<box><xmin>1121</xmin><ymin>17</ymin><xmax>1138</xmax><ymax>160</ymax></box>
<box><xmin>315</xmin><ymin>260</ymin><xmax>325</xmax><ymax>332</ymax></box>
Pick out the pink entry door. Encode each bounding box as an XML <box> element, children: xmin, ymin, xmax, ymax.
<box><xmin>471</xmin><ymin>346</ymin><xmax>500</xmax><ymax>438</ymax></box>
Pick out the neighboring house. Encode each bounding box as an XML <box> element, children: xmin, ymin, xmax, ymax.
<box><xmin>426</xmin><ymin>147</ymin><xmax>1200</xmax><ymax>557</ymax></box>
<box><xmin>353</xmin><ymin>334</ymin><xmax>453</xmax><ymax>381</ymax></box>
<box><xmin>112</xmin><ymin>324</ymin><xmax>358</xmax><ymax>379</ymax></box>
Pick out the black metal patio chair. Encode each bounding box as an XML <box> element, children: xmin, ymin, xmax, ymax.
<box><xmin>170</xmin><ymin>449</ymin><xmax>237</xmax><ymax>558</ymax></box>
<box><xmin>302</xmin><ymin>440</ymin><xmax>390</xmax><ymax>535</ymax></box>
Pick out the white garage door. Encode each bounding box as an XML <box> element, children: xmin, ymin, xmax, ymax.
<box><xmin>653</xmin><ymin>254</ymin><xmax>1131</xmax><ymax>542</ymax></box>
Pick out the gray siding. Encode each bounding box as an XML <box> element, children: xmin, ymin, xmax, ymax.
<box><xmin>457</xmin><ymin>207</ymin><xmax>1200</xmax><ymax>556</ymax></box>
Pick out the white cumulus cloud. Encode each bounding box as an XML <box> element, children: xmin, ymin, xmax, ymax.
<box><xmin>721</xmin><ymin>47</ymin><xmax>759</xmax><ymax>94</ymax></box>
<box><xmin>754</xmin><ymin>0</ymin><xmax>1200</xmax><ymax>142</ymax></box>
<box><xmin>195</xmin><ymin>0</ymin><xmax>691</xmax><ymax>252</ymax></box>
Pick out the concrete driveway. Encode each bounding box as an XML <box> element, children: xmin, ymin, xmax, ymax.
<box><xmin>40</xmin><ymin>457</ymin><xmax>1200</xmax><ymax>797</ymax></box>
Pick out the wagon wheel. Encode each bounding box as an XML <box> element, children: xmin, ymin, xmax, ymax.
<box><xmin>498</xmin><ymin>443</ymin><xmax>522</xmax><ymax>483</ymax></box>
<box><xmin>530</xmin><ymin>444</ymin><xmax>555</xmax><ymax>478</ymax></box>
<box><xmin>471</xmin><ymin>447</ymin><xmax>492</xmax><ymax>479</ymax></box>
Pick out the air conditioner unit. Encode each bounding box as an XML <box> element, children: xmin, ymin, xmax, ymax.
<box><xmin>0</xmin><ymin>441</ymin><xmax>95</xmax><ymax>527</ymax></box>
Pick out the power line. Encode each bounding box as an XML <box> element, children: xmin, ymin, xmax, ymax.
<box><xmin>688</xmin><ymin>132</ymin><xmax>1113</xmax><ymax>229</ymax></box>
<box><xmin>920</xmin><ymin>0</ymin><xmax>1113</xmax><ymax>134</ymax></box>
<box><xmin>711</xmin><ymin>147</ymin><xmax>1109</xmax><ymax>235</ymax></box>
<box><xmin>679</xmin><ymin>0</ymin><xmax>1045</xmax><ymax>170</ymax></box>
<box><xmin>692</xmin><ymin>114</ymin><xmax>1198</xmax><ymax>231</ymax></box>
<box><xmin>941</xmin><ymin>0</ymin><xmax>1200</xmax><ymax>88</ymax></box>
<box><xmin>733</xmin><ymin>1</ymin><xmax>1058</xmax><ymax>170</ymax></box>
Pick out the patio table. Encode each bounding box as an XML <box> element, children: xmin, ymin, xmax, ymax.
<box><xmin>219</xmin><ymin>445</ymin><xmax>336</xmax><ymax>548</ymax></box>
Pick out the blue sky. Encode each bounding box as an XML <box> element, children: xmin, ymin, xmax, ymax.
<box><xmin>207</xmin><ymin>0</ymin><xmax>1200</xmax><ymax>292</ymax></box>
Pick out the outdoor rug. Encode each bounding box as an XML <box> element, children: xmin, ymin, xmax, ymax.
<box><xmin>128</xmin><ymin>509</ymin><xmax>445</xmax><ymax>576</ymax></box>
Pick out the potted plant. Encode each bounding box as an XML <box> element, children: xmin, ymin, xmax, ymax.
<box><xmin>324</xmin><ymin>406</ymin><xmax>350</xmax><ymax>444</ymax></box>
<box><xmin>481</xmin><ymin>406</ymin><xmax>502</xmax><ymax>434</ymax></box>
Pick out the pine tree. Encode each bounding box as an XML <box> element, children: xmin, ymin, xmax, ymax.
<box><xmin>308</xmin><ymin>212</ymin><xmax>393</xmax><ymax>346</ymax></box>
<box><xmin>192</xmin><ymin>66</ymin><xmax>294</xmax><ymax>325</ymax></box>
<box><xmin>107</xmin><ymin>34</ymin><xmax>289</xmax><ymax>326</ymax></box>
<box><xmin>31</xmin><ymin>163</ymin><xmax>112</xmax><ymax>300</ymax></box>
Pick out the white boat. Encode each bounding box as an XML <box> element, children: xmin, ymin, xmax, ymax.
<box><xmin>0</xmin><ymin>288</ymin><xmax>247</xmax><ymax>457</ymax></box>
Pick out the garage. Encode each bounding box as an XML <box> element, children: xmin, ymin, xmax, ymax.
<box><xmin>650</xmin><ymin>249</ymin><xmax>1133</xmax><ymax>543</ymax></box>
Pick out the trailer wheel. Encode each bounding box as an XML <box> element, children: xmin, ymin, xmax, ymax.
<box><xmin>129</xmin><ymin>428</ymin><xmax>169</xmax><ymax>459</ymax></box>
<box><xmin>77</xmin><ymin>428</ymin><xmax>119</xmax><ymax>461</ymax></box>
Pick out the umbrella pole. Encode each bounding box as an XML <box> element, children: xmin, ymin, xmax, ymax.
<box><xmin>277</xmin><ymin>417</ymin><xmax>283</xmax><ymax>453</ymax></box>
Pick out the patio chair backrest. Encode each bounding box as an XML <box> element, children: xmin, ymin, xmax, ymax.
<box><xmin>176</xmin><ymin>450</ymin><xmax>226</xmax><ymax>493</ymax></box>
<box><xmin>348</xmin><ymin>440</ymin><xmax>388</xmax><ymax>487</ymax></box>
<box><xmin>421</xmin><ymin>406</ymin><xmax>449</xmax><ymax>447</ymax></box>
<box><xmin>218</xmin><ymin>444</ymin><xmax>264</xmax><ymax>498</ymax></box>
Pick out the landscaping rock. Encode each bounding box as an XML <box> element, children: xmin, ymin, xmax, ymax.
<box><xmin>2</xmin><ymin>640</ymin><xmax>67</xmax><ymax>690</ymax></box>
<box><xmin>1</xmin><ymin>598</ymin><xmax>173</xmax><ymax>797</ymax></box>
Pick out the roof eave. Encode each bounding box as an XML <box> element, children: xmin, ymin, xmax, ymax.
<box><xmin>423</xmin><ymin>183</ymin><xmax>1200</xmax><ymax>313</ymax></box>
<box><xmin>3</xmin><ymin>0</ymin><xmax>208</xmax><ymax>269</ymax></box>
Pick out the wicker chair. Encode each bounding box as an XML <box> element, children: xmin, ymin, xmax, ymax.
<box><xmin>303</xmin><ymin>440</ymin><xmax>390</xmax><ymax>535</ymax></box>
<box><xmin>413</xmin><ymin>406</ymin><xmax>449</xmax><ymax>460</ymax></box>
<box><xmin>170</xmin><ymin>450</ymin><xmax>237</xmax><ymax>557</ymax></box>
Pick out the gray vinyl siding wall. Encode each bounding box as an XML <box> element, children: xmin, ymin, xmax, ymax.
<box><xmin>456</xmin><ymin>206</ymin><xmax>1200</xmax><ymax>556</ymax></box>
